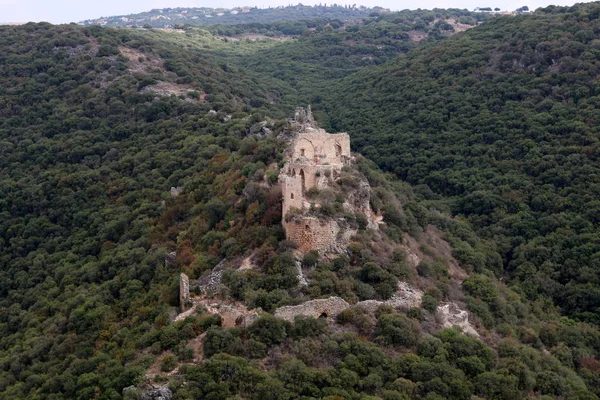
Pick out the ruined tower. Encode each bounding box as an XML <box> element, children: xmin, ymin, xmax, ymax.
<box><xmin>280</xmin><ymin>107</ymin><xmax>353</xmax><ymax>253</ymax></box>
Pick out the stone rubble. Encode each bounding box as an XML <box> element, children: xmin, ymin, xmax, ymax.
<box><xmin>436</xmin><ymin>302</ymin><xmax>479</xmax><ymax>337</ymax></box>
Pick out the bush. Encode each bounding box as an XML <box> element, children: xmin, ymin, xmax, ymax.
<box><xmin>462</xmin><ymin>275</ymin><xmax>498</xmax><ymax>302</ymax></box>
<box><xmin>160</xmin><ymin>354</ymin><xmax>177</xmax><ymax>372</ymax></box>
<box><xmin>376</xmin><ymin>313</ymin><xmax>420</xmax><ymax>348</ymax></box>
<box><xmin>203</xmin><ymin>327</ymin><xmax>235</xmax><ymax>358</ymax></box>
<box><xmin>422</xmin><ymin>294</ymin><xmax>439</xmax><ymax>313</ymax></box>
<box><xmin>291</xmin><ymin>316</ymin><xmax>327</xmax><ymax>338</ymax></box>
<box><xmin>302</xmin><ymin>251</ymin><xmax>319</xmax><ymax>268</ymax></box>
<box><xmin>248</xmin><ymin>315</ymin><xmax>290</xmax><ymax>347</ymax></box>
<box><xmin>337</xmin><ymin>307</ymin><xmax>374</xmax><ymax>335</ymax></box>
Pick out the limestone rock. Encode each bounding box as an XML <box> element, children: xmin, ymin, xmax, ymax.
<box><xmin>274</xmin><ymin>296</ymin><xmax>350</xmax><ymax>322</ymax></box>
<box><xmin>164</xmin><ymin>251</ymin><xmax>177</xmax><ymax>267</ymax></box>
<box><xmin>436</xmin><ymin>302</ymin><xmax>479</xmax><ymax>337</ymax></box>
<box><xmin>194</xmin><ymin>260</ymin><xmax>226</xmax><ymax>294</ymax></box>
<box><xmin>248</xmin><ymin>120</ymin><xmax>272</xmax><ymax>137</ymax></box>
<box><xmin>355</xmin><ymin>281</ymin><xmax>423</xmax><ymax>311</ymax></box>
<box><xmin>141</xmin><ymin>385</ymin><xmax>172</xmax><ymax>400</ymax></box>
<box><xmin>386</xmin><ymin>281</ymin><xmax>424</xmax><ymax>309</ymax></box>
<box><xmin>295</xmin><ymin>258</ymin><xmax>308</xmax><ymax>286</ymax></box>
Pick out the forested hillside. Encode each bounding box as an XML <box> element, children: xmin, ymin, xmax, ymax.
<box><xmin>2</xmin><ymin>3</ymin><xmax>600</xmax><ymax>399</ymax></box>
<box><xmin>0</xmin><ymin>22</ymin><xmax>292</xmax><ymax>398</ymax></box>
<box><xmin>228</xmin><ymin>8</ymin><xmax>493</xmax><ymax>99</ymax></box>
<box><xmin>80</xmin><ymin>4</ymin><xmax>375</xmax><ymax>28</ymax></box>
<box><xmin>325</xmin><ymin>2</ymin><xmax>600</xmax><ymax>324</ymax></box>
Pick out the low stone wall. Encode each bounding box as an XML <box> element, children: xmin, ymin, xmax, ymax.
<box><xmin>274</xmin><ymin>282</ymin><xmax>424</xmax><ymax>321</ymax></box>
<box><xmin>273</xmin><ymin>285</ymin><xmax>479</xmax><ymax>337</ymax></box>
<box><xmin>274</xmin><ymin>297</ymin><xmax>350</xmax><ymax>322</ymax></box>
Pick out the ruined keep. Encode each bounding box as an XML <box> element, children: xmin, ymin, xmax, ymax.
<box><xmin>280</xmin><ymin>107</ymin><xmax>356</xmax><ymax>254</ymax></box>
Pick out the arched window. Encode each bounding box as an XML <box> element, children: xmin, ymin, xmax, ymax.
<box><xmin>335</xmin><ymin>143</ymin><xmax>342</xmax><ymax>157</ymax></box>
<box><xmin>301</xmin><ymin>148</ymin><xmax>306</xmax><ymax>157</ymax></box>
<box><xmin>291</xmin><ymin>193</ymin><xmax>294</xmax><ymax>199</ymax></box>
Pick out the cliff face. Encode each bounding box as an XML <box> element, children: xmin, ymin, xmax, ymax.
<box><xmin>279</xmin><ymin>106</ymin><xmax>377</xmax><ymax>255</ymax></box>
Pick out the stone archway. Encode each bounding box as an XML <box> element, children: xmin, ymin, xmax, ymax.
<box><xmin>335</xmin><ymin>143</ymin><xmax>342</xmax><ymax>157</ymax></box>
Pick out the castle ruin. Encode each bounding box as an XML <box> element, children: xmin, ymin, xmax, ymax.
<box><xmin>280</xmin><ymin>106</ymin><xmax>358</xmax><ymax>254</ymax></box>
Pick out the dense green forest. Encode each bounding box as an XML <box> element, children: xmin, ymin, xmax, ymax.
<box><xmin>2</xmin><ymin>3</ymin><xmax>600</xmax><ymax>399</ymax></box>
<box><xmin>323</xmin><ymin>1</ymin><xmax>600</xmax><ymax>325</ymax></box>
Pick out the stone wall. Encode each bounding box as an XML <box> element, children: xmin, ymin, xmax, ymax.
<box><xmin>281</xmin><ymin>163</ymin><xmax>341</xmax><ymax>217</ymax></box>
<box><xmin>274</xmin><ymin>282</ymin><xmax>425</xmax><ymax>322</ymax></box>
<box><xmin>284</xmin><ymin>216</ymin><xmax>343</xmax><ymax>253</ymax></box>
<box><xmin>274</xmin><ymin>297</ymin><xmax>351</xmax><ymax>322</ymax></box>
<box><xmin>291</xmin><ymin>130</ymin><xmax>350</xmax><ymax>166</ymax></box>
<box><xmin>179</xmin><ymin>273</ymin><xmax>190</xmax><ymax>310</ymax></box>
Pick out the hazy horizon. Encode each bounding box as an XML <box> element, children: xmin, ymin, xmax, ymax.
<box><xmin>0</xmin><ymin>0</ymin><xmax>592</xmax><ymax>24</ymax></box>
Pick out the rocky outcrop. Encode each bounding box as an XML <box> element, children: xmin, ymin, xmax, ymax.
<box><xmin>436</xmin><ymin>302</ymin><xmax>479</xmax><ymax>337</ymax></box>
<box><xmin>139</xmin><ymin>385</ymin><xmax>172</xmax><ymax>400</ymax></box>
<box><xmin>274</xmin><ymin>297</ymin><xmax>350</xmax><ymax>322</ymax></box>
<box><xmin>383</xmin><ymin>281</ymin><xmax>424</xmax><ymax>309</ymax></box>
<box><xmin>170</xmin><ymin>186</ymin><xmax>183</xmax><ymax>197</ymax></box>
<box><xmin>355</xmin><ymin>282</ymin><xmax>423</xmax><ymax>312</ymax></box>
<box><xmin>294</xmin><ymin>258</ymin><xmax>308</xmax><ymax>286</ymax></box>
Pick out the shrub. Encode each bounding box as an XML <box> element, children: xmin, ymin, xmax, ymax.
<box><xmin>203</xmin><ymin>327</ymin><xmax>235</xmax><ymax>358</ymax></box>
<box><xmin>160</xmin><ymin>354</ymin><xmax>177</xmax><ymax>372</ymax></box>
<box><xmin>177</xmin><ymin>347</ymin><xmax>195</xmax><ymax>362</ymax></box>
<box><xmin>422</xmin><ymin>294</ymin><xmax>439</xmax><ymax>313</ymax></box>
<box><xmin>462</xmin><ymin>275</ymin><xmax>498</xmax><ymax>302</ymax></box>
<box><xmin>302</xmin><ymin>251</ymin><xmax>319</xmax><ymax>268</ymax></box>
<box><xmin>337</xmin><ymin>307</ymin><xmax>375</xmax><ymax>335</ymax></box>
<box><xmin>407</xmin><ymin>307</ymin><xmax>423</xmax><ymax>321</ymax></box>
<box><xmin>291</xmin><ymin>316</ymin><xmax>327</xmax><ymax>338</ymax></box>
<box><xmin>248</xmin><ymin>315</ymin><xmax>290</xmax><ymax>346</ymax></box>
<box><xmin>376</xmin><ymin>313</ymin><xmax>420</xmax><ymax>348</ymax></box>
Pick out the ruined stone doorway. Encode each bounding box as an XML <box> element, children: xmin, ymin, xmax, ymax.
<box><xmin>335</xmin><ymin>143</ymin><xmax>342</xmax><ymax>157</ymax></box>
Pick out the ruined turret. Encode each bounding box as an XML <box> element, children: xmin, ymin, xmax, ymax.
<box><xmin>294</xmin><ymin>105</ymin><xmax>316</xmax><ymax>127</ymax></box>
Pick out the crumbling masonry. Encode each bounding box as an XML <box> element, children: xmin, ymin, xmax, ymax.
<box><xmin>280</xmin><ymin>106</ymin><xmax>354</xmax><ymax>253</ymax></box>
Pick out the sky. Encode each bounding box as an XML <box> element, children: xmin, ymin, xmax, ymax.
<box><xmin>0</xmin><ymin>0</ymin><xmax>590</xmax><ymax>24</ymax></box>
